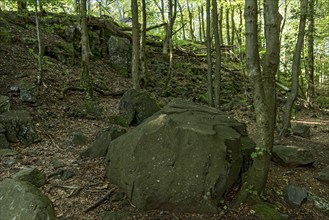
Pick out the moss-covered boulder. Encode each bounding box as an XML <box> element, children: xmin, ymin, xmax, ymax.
<box><xmin>12</xmin><ymin>167</ymin><xmax>46</xmax><ymax>188</ymax></box>
<box><xmin>106</xmin><ymin>99</ymin><xmax>254</xmax><ymax>213</ymax></box>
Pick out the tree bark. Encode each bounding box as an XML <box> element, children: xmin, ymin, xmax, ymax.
<box><xmin>307</xmin><ymin>0</ymin><xmax>315</xmax><ymax>106</ymax></box>
<box><xmin>213</xmin><ymin>0</ymin><xmax>221</xmax><ymax>108</ymax></box>
<box><xmin>178</xmin><ymin>1</ymin><xmax>186</xmax><ymax>40</ymax></box>
<box><xmin>226</xmin><ymin>8</ymin><xmax>230</xmax><ymax>45</ymax></box>
<box><xmin>237</xmin><ymin>0</ymin><xmax>281</xmax><ymax>203</ymax></box>
<box><xmin>131</xmin><ymin>0</ymin><xmax>140</xmax><ymax>90</ymax></box>
<box><xmin>80</xmin><ymin>0</ymin><xmax>94</xmax><ymax>113</ymax></box>
<box><xmin>187</xmin><ymin>0</ymin><xmax>195</xmax><ymax>41</ymax></box>
<box><xmin>206</xmin><ymin>0</ymin><xmax>213</xmax><ymax>107</ymax></box>
<box><xmin>34</xmin><ymin>0</ymin><xmax>43</xmax><ymax>85</ymax></box>
<box><xmin>140</xmin><ymin>0</ymin><xmax>148</xmax><ymax>85</ymax></box>
<box><xmin>281</xmin><ymin>0</ymin><xmax>308</xmax><ymax>136</ymax></box>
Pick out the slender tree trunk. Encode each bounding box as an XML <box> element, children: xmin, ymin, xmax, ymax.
<box><xmin>237</xmin><ymin>0</ymin><xmax>281</xmax><ymax>203</ymax></box>
<box><xmin>206</xmin><ymin>0</ymin><xmax>213</xmax><ymax>107</ymax></box>
<box><xmin>17</xmin><ymin>0</ymin><xmax>27</xmax><ymax>12</ymax></box>
<box><xmin>131</xmin><ymin>0</ymin><xmax>140</xmax><ymax>90</ymax></box>
<box><xmin>230</xmin><ymin>5</ymin><xmax>235</xmax><ymax>45</ymax></box>
<box><xmin>140</xmin><ymin>0</ymin><xmax>148</xmax><ymax>85</ymax></box>
<box><xmin>307</xmin><ymin>0</ymin><xmax>315</xmax><ymax>105</ymax></box>
<box><xmin>198</xmin><ymin>6</ymin><xmax>203</xmax><ymax>42</ymax></box>
<box><xmin>201</xmin><ymin>5</ymin><xmax>205</xmax><ymax>43</ymax></box>
<box><xmin>80</xmin><ymin>0</ymin><xmax>94</xmax><ymax>113</ymax></box>
<box><xmin>34</xmin><ymin>0</ymin><xmax>43</xmax><ymax>85</ymax></box>
<box><xmin>219</xmin><ymin>4</ymin><xmax>224</xmax><ymax>46</ymax></box>
<box><xmin>178</xmin><ymin>2</ymin><xmax>186</xmax><ymax>40</ymax></box>
<box><xmin>226</xmin><ymin>8</ymin><xmax>230</xmax><ymax>45</ymax></box>
<box><xmin>213</xmin><ymin>0</ymin><xmax>221</xmax><ymax>108</ymax></box>
<box><xmin>281</xmin><ymin>0</ymin><xmax>308</xmax><ymax>136</ymax></box>
<box><xmin>187</xmin><ymin>0</ymin><xmax>195</xmax><ymax>41</ymax></box>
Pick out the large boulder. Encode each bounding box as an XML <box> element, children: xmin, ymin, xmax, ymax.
<box><xmin>0</xmin><ymin>110</ymin><xmax>39</xmax><ymax>144</ymax></box>
<box><xmin>0</xmin><ymin>178</ymin><xmax>56</xmax><ymax>220</ymax></box>
<box><xmin>272</xmin><ymin>145</ymin><xmax>315</xmax><ymax>167</ymax></box>
<box><xmin>108</xmin><ymin>36</ymin><xmax>131</xmax><ymax>75</ymax></box>
<box><xmin>106</xmin><ymin>99</ymin><xmax>254</xmax><ymax>213</ymax></box>
<box><xmin>118</xmin><ymin>89</ymin><xmax>160</xmax><ymax>126</ymax></box>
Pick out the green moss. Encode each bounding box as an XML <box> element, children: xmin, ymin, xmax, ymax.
<box><xmin>252</xmin><ymin>203</ymin><xmax>284</xmax><ymax>220</ymax></box>
<box><xmin>109</xmin><ymin>115</ymin><xmax>130</xmax><ymax>127</ymax></box>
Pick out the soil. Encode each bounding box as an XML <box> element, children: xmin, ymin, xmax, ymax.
<box><xmin>0</xmin><ymin>12</ymin><xmax>329</xmax><ymax>220</ymax></box>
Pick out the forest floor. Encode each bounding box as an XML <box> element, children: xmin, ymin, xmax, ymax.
<box><xmin>1</xmin><ymin>14</ymin><xmax>329</xmax><ymax>220</ymax></box>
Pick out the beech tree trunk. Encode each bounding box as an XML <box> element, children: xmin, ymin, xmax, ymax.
<box><xmin>237</xmin><ymin>0</ymin><xmax>281</xmax><ymax>203</ymax></box>
<box><xmin>140</xmin><ymin>0</ymin><xmax>148</xmax><ymax>85</ymax></box>
<box><xmin>131</xmin><ymin>0</ymin><xmax>140</xmax><ymax>90</ymax></box>
<box><xmin>206</xmin><ymin>0</ymin><xmax>213</xmax><ymax>107</ymax></box>
<box><xmin>281</xmin><ymin>0</ymin><xmax>308</xmax><ymax>135</ymax></box>
<box><xmin>307</xmin><ymin>0</ymin><xmax>315</xmax><ymax>105</ymax></box>
<box><xmin>80</xmin><ymin>0</ymin><xmax>94</xmax><ymax>113</ymax></box>
<box><xmin>213</xmin><ymin>0</ymin><xmax>221</xmax><ymax>108</ymax></box>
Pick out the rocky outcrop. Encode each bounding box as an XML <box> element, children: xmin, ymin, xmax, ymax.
<box><xmin>272</xmin><ymin>145</ymin><xmax>315</xmax><ymax>167</ymax></box>
<box><xmin>106</xmin><ymin>99</ymin><xmax>254</xmax><ymax>213</ymax></box>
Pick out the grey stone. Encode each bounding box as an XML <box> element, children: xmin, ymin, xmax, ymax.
<box><xmin>0</xmin><ymin>133</ymin><xmax>9</xmax><ymax>149</ymax></box>
<box><xmin>119</xmin><ymin>89</ymin><xmax>160</xmax><ymax>126</ymax></box>
<box><xmin>51</xmin><ymin>158</ymin><xmax>67</xmax><ymax>169</ymax></box>
<box><xmin>80</xmin><ymin>126</ymin><xmax>126</xmax><ymax>158</ymax></box>
<box><xmin>72</xmin><ymin>132</ymin><xmax>88</xmax><ymax>146</ymax></box>
<box><xmin>272</xmin><ymin>145</ymin><xmax>315</xmax><ymax>167</ymax></box>
<box><xmin>106</xmin><ymin>99</ymin><xmax>254</xmax><ymax>214</ymax></box>
<box><xmin>108</xmin><ymin>36</ymin><xmax>131</xmax><ymax>75</ymax></box>
<box><xmin>308</xmin><ymin>192</ymin><xmax>329</xmax><ymax>216</ymax></box>
<box><xmin>0</xmin><ymin>110</ymin><xmax>39</xmax><ymax>144</ymax></box>
<box><xmin>317</xmin><ymin>166</ymin><xmax>329</xmax><ymax>183</ymax></box>
<box><xmin>12</xmin><ymin>167</ymin><xmax>46</xmax><ymax>187</ymax></box>
<box><xmin>0</xmin><ymin>95</ymin><xmax>10</xmax><ymax>113</ymax></box>
<box><xmin>0</xmin><ymin>178</ymin><xmax>56</xmax><ymax>220</ymax></box>
<box><xmin>19</xmin><ymin>80</ymin><xmax>38</xmax><ymax>103</ymax></box>
<box><xmin>48</xmin><ymin>169</ymin><xmax>75</xmax><ymax>181</ymax></box>
<box><xmin>0</xmin><ymin>148</ymin><xmax>17</xmax><ymax>156</ymax></box>
<box><xmin>0</xmin><ymin>123</ymin><xmax>5</xmax><ymax>133</ymax></box>
<box><xmin>292</xmin><ymin>124</ymin><xmax>311</xmax><ymax>138</ymax></box>
<box><xmin>284</xmin><ymin>185</ymin><xmax>307</xmax><ymax>207</ymax></box>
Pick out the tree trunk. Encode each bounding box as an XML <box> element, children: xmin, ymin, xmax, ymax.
<box><xmin>17</xmin><ymin>0</ymin><xmax>27</xmax><ymax>12</ymax></box>
<box><xmin>198</xmin><ymin>6</ymin><xmax>203</xmax><ymax>42</ymax></box>
<box><xmin>140</xmin><ymin>0</ymin><xmax>148</xmax><ymax>85</ymax></box>
<box><xmin>226</xmin><ymin>8</ymin><xmax>230</xmax><ymax>45</ymax></box>
<box><xmin>131</xmin><ymin>0</ymin><xmax>140</xmax><ymax>90</ymax></box>
<box><xmin>187</xmin><ymin>0</ymin><xmax>195</xmax><ymax>41</ymax></box>
<box><xmin>213</xmin><ymin>0</ymin><xmax>221</xmax><ymax>108</ymax></box>
<box><xmin>206</xmin><ymin>0</ymin><xmax>213</xmax><ymax>107</ymax></box>
<box><xmin>237</xmin><ymin>0</ymin><xmax>281</xmax><ymax>203</ymax></box>
<box><xmin>178</xmin><ymin>2</ymin><xmax>186</xmax><ymax>40</ymax></box>
<box><xmin>219</xmin><ymin>4</ymin><xmax>224</xmax><ymax>46</ymax></box>
<box><xmin>80</xmin><ymin>0</ymin><xmax>94</xmax><ymax>114</ymax></box>
<box><xmin>230</xmin><ymin>5</ymin><xmax>235</xmax><ymax>45</ymax></box>
<box><xmin>307</xmin><ymin>0</ymin><xmax>315</xmax><ymax>106</ymax></box>
<box><xmin>201</xmin><ymin>5</ymin><xmax>205</xmax><ymax>44</ymax></box>
<box><xmin>34</xmin><ymin>0</ymin><xmax>43</xmax><ymax>85</ymax></box>
<box><xmin>281</xmin><ymin>0</ymin><xmax>308</xmax><ymax>136</ymax></box>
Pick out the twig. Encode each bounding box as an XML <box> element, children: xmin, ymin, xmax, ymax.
<box><xmin>84</xmin><ymin>187</ymin><xmax>118</xmax><ymax>213</ymax></box>
<box><xmin>45</xmin><ymin>133</ymin><xmax>61</xmax><ymax>150</ymax></box>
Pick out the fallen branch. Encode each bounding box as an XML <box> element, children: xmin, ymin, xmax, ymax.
<box><xmin>84</xmin><ymin>187</ymin><xmax>118</xmax><ymax>213</ymax></box>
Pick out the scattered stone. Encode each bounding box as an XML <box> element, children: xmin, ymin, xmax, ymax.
<box><xmin>316</xmin><ymin>166</ymin><xmax>329</xmax><ymax>183</ymax></box>
<box><xmin>80</xmin><ymin>126</ymin><xmax>126</xmax><ymax>158</ymax></box>
<box><xmin>0</xmin><ymin>95</ymin><xmax>10</xmax><ymax>113</ymax></box>
<box><xmin>308</xmin><ymin>192</ymin><xmax>329</xmax><ymax>216</ymax></box>
<box><xmin>0</xmin><ymin>148</ymin><xmax>17</xmax><ymax>156</ymax></box>
<box><xmin>72</xmin><ymin>132</ymin><xmax>88</xmax><ymax>146</ymax></box>
<box><xmin>100</xmin><ymin>210</ymin><xmax>129</xmax><ymax>220</ymax></box>
<box><xmin>272</xmin><ymin>145</ymin><xmax>315</xmax><ymax>167</ymax></box>
<box><xmin>48</xmin><ymin>169</ymin><xmax>75</xmax><ymax>181</ymax></box>
<box><xmin>0</xmin><ymin>123</ymin><xmax>5</xmax><ymax>133</ymax></box>
<box><xmin>118</xmin><ymin>89</ymin><xmax>160</xmax><ymax>126</ymax></box>
<box><xmin>0</xmin><ymin>110</ymin><xmax>39</xmax><ymax>144</ymax></box>
<box><xmin>252</xmin><ymin>202</ymin><xmax>288</xmax><ymax>220</ymax></box>
<box><xmin>0</xmin><ymin>134</ymin><xmax>9</xmax><ymax>149</ymax></box>
<box><xmin>284</xmin><ymin>185</ymin><xmax>308</xmax><ymax>207</ymax></box>
<box><xmin>106</xmin><ymin>99</ymin><xmax>254</xmax><ymax>213</ymax></box>
<box><xmin>18</xmin><ymin>80</ymin><xmax>38</xmax><ymax>103</ymax></box>
<box><xmin>9</xmin><ymin>85</ymin><xmax>19</xmax><ymax>93</ymax></box>
<box><xmin>0</xmin><ymin>178</ymin><xmax>56</xmax><ymax>220</ymax></box>
<box><xmin>51</xmin><ymin>158</ymin><xmax>67</xmax><ymax>169</ymax></box>
<box><xmin>292</xmin><ymin>124</ymin><xmax>311</xmax><ymax>138</ymax></box>
<box><xmin>12</xmin><ymin>167</ymin><xmax>46</xmax><ymax>187</ymax></box>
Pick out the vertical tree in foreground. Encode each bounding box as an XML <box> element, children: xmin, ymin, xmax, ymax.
<box><xmin>34</xmin><ymin>0</ymin><xmax>43</xmax><ymax>85</ymax></box>
<box><xmin>206</xmin><ymin>0</ymin><xmax>213</xmax><ymax>107</ymax></box>
<box><xmin>80</xmin><ymin>0</ymin><xmax>94</xmax><ymax>113</ymax></box>
<box><xmin>307</xmin><ymin>0</ymin><xmax>315</xmax><ymax>106</ymax></box>
<box><xmin>131</xmin><ymin>0</ymin><xmax>140</xmax><ymax>90</ymax></box>
<box><xmin>213</xmin><ymin>0</ymin><xmax>222</xmax><ymax>108</ymax></box>
<box><xmin>237</xmin><ymin>0</ymin><xmax>281</xmax><ymax>203</ymax></box>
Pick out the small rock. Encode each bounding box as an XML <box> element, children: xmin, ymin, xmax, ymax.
<box><xmin>18</xmin><ymin>80</ymin><xmax>38</xmax><ymax>103</ymax></box>
<box><xmin>0</xmin><ymin>95</ymin><xmax>10</xmax><ymax>114</ymax></box>
<box><xmin>0</xmin><ymin>134</ymin><xmax>10</xmax><ymax>149</ymax></box>
<box><xmin>51</xmin><ymin>159</ymin><xmax>67</xmax><ymax>169</ymax></box>
<box><xmin>308</xmin><ymin>192</ymin><xmax>329</xmax><ymax>215</ymax></box>
<box><xmin>252</xmin><ymin>202</ymin><xmax>288</xmax><ymax>220</ymax></box>
<box><xmin>48</xmin><ymin>169</ymin><xmax>75</xmax><ymax>181</ymax></box>
<box><xmin>100</xmin><ymin>210</ymin><xmax>129</xmax><ymax>220</ymax></box>
<box><xmin>272</xmin><ymin>145</ymin><xmax>315</xmax><ymax>167</ymax></box>
<box><xmin>72</xmin><ymin>132</ymin><xmax>88</xmax><ymax>146</ymax></box>
<box><xmin>284</xmin><ymin>185</ymin><xmax>308</xmax><ymax>207</ymax></box>
<box><xmin>12</xmin><ymin>167</ymin><xmax>46</xmax><ymax>187</ymax></box>
<box><xmin>316</xmin><ymin>166</ymin><xmax>329</xmax><ymax>183</ymax></box>
<box><xmin>0</xmin><ymin>148</ymin><xmax>17</xmax><ymax>156</ymax></box>
<box><xmin>292</xmin><ymin>124</ymin><xmax>311</xmax><ymax>138</ymax></box>
<box><xmin>0</xmin><ymin>123</ymin><xmax>5</xmax><ymax>133</ymax></box>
